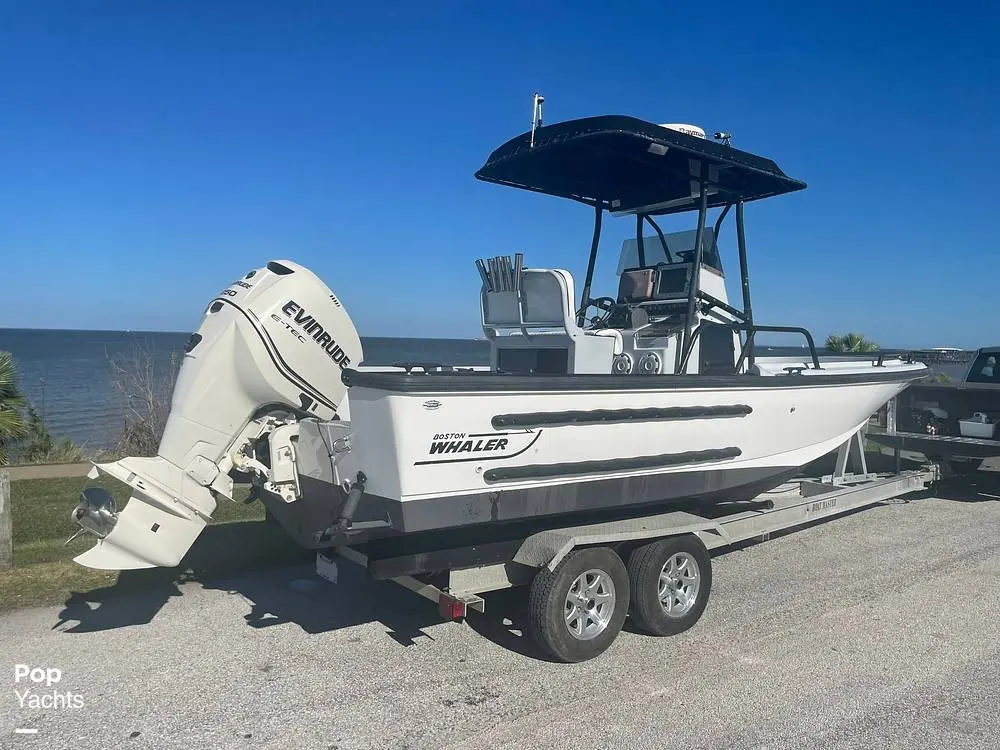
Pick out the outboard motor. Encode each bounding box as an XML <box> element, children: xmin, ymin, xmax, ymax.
<box><xmin>71</xmin><ymin>259</ymin><xmax>362</xmax><ymax>569</ymax></box>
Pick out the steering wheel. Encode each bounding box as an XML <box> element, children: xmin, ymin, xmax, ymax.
<box><xmin>577</xmin><ymin>296</ymin><xmax>618</xmax><ymax>328</ymax></box>
<box><xmin>676</xmin><ymin>250</ymin><xmax>696</xmax><ymax>263</ymax></box>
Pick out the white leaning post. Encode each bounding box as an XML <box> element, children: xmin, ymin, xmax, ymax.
<box><xmin>0</xmin><ymin>470</ymin><xmax>11</xmax><ymax>569</ymax></box>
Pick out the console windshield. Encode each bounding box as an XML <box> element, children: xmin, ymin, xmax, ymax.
<box><xmin>616</xmin><ymin>227</ymin><xmax>723</xmax><ymax>274</ymax></box>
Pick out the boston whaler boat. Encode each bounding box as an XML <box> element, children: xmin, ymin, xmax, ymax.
<box><xmin>69</xmin><ymin>100</ymin><xmax>928</xmax><ymax>659</ymax></box>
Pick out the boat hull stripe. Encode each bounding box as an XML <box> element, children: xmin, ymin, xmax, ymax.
<box><xmin>483</xmin><ymin>446</ymin><xmax>742</xmax><ymax>482</ymax></box>
<box><xmin>492</xmin><ymin>404</ymin><xmax>752</xmax><ymax>429</ymax></box>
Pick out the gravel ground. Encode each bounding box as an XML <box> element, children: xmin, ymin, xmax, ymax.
<box><xmin>1</xmin><ymin>484</ymin><xmax>998</xmax><ymax>750</ymax></box>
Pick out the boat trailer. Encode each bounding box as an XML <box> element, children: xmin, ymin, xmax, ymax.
<box><xmin>316</xmin><ymin>430</ymin><xmax>939</xmax><ymax>663</ymax></box>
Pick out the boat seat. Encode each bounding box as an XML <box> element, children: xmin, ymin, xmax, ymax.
<box><xmin>481</xmin><ymin>267</ymin><xmax>620</xmax><ymax>374</ymax></box>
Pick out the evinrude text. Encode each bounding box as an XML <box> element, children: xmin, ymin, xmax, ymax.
<box><xmin>279</xmin><ymin>300</ymin><xmax>353</xmax><ymax>369</ymax></box>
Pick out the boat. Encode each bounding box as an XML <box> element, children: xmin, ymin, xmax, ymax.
<box><xmin>69</xmin><ymin>102</ymin><xmax>928</xmax><ymax>570</ymax></box>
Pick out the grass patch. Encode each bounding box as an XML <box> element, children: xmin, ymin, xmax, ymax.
<box><xmin>0</xmin><ymin>562</ymin><xmax>120</xmax><ymax>613</ymax></box>
<box><xmin>1</xmin><ymin>475</ymin><xmax>312</xmax><ymax>613</ymax></box>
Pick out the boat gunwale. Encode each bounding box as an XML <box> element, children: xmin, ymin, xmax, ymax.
<box><xmin>341</xmin><ymin>366</ymin><xmax>927</xmax><ymax>394</ymax></box>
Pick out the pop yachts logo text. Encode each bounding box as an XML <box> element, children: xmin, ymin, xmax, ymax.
<box><xmin>272</xmin><ymin>300</ymin><xmax>352</xmax><ymax>369</ymax></box>
<box><xmin>13</xmin><ymin>664</ymin><xmax>84</xmax><ymax>710</ymax></box>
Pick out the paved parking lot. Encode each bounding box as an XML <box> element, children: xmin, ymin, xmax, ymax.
<box><xmin>1</xmin><ymin>483</ymin><xmax>999</xmax><ymax>750</ymax></box>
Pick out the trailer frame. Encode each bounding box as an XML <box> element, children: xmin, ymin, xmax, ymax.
<box><xmin>315</xmin><ymin>430</ymin><xmax>939</xmax><ymax>660</ymax></box>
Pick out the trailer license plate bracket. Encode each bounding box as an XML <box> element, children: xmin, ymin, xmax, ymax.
<box><xmin>316</xmin><ymin>553</ymin><xmax>339</xmax><ymax>584</ymax></box>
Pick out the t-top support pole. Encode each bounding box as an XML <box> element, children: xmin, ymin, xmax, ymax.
<box><xmin>679</xmin><ymin>174</ymin><xmax>708</xmax><ymax>371</ymax></box>
<box><xmin>577</xmin><ymin>203</ymin><xmax>603</xmax><ymax>327</ymax></box>
<box><xmin>736</xmin><ymin>200</ymin><xmax>755</xmax><ymax>369</ymax></box>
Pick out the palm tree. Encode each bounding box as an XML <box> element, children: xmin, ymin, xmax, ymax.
<box><xmin>0</xmin><ymin>351</ymin><xmax>27</xmax><ymax>465</ymax></box>
<box><xmin>824</xmin><ymin>333</ymin><xmax>880</xmax><ymax>353</ymax></box>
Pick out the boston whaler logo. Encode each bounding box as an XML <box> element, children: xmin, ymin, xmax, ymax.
<box><xmin>272</xmin><ymin>300</ymin><xmax>353</xmax><ymax>370</ymax></box>
<box><xmin>432</xmin><ymin>433</ymin><xmax>509</xmax><ymax>455</ymax></box>
<box><xmin>415</xmin><ymin>430</ymin><xmax>541</xmax><ymax>465</ymax></box>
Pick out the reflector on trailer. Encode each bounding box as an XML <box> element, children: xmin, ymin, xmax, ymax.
<box><xmin>438</xmin><ymin>594</ymin><xmax>467</xmax><ymax>620</ymax></box>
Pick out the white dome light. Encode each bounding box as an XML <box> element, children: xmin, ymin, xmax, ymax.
<box><xmin>658</xmin><ymin>123</ymin><xmax>707</xmax><ymax>139</ymax></box>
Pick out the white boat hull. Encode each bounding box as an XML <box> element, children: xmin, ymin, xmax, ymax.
<box><xmin>257</xmin><ymin>363</ymin><xmax>925</xmax><ymax>547</ymax></box>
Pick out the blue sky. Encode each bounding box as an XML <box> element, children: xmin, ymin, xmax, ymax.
<box><xmin>1</xmin><ymin>1</ymin><xmax>997</xmax><ymax>347</ymax></box>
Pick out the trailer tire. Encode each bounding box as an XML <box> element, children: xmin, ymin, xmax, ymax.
<box><xmin>528</xmin><ymin>547</ymin><xmax>629</xmax><ymax>663</ymax></box>
<box><xmin>627</xmin><ymin>535</ymin><xmax>711</xmax><ymax>637</ymax></box>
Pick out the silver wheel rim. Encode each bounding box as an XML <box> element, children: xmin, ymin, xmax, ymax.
<box><xmin>564</xmin><ymin>568</ymin><xmax>616</xmax><ymax>640</ymax></box>
<box><xmin>658</xmin><ymin>552</ymin><xmax>701</xmax><ymax>618</ymax></box>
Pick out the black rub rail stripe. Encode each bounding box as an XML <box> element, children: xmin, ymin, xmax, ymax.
<box><xmin>341</xmin><ymin>368</ymin><xmax>922</xmax><ymax>393</ymax></box>
<box><xmin>483</xmin><ymin>447</ymin><xmax>742</xmax><ymax>482</ymax></box>
<box><xmin>492</xmin><ymin>404</ymin><xmax>751</xmax><ymax>429</ymax></box>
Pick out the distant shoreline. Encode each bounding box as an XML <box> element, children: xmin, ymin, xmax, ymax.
<box><xmin>0</xmin><ymin>327</ymin><xmax>490</xmax><ymax>342</ymax></box>
<box><xmin>0</xmin><ymin>328</ymin><xmax>982</xmax><ymax>352</ymax></box>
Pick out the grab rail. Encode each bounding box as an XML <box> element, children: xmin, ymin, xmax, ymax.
<box><xmin>736</xmin><ymin>324</ymin><xmax>822</xmax><ymax>372</ymax></box>
<box><xmin>678</xmin><ymin>321</ymin><xmax>822</xmax><ymax>374</ymax></box>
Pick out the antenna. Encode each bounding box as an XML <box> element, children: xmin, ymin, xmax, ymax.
<box><xmin>530</xmin><ymin>92</ymin><xmax>545</xmax><ymax>148</ymax></box>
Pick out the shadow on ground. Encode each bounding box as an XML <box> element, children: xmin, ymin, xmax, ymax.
<box><xmin>49</xmin><ymin>450</ymin><xmax>998</xmax><ymax>660</ymax></box>
<box><xmin>924</xmin><ymin>468</ymin><xmax>1000</xmax><ymax>502</ymax></box>
<box><xmin>49</xmin><ymin>519</ymin><xmax>553</xmax><ymax>658</ymax></box>
<box><xmin>52</xmin><ymin>521</ymin><xmax>309</xmax><ymax>632</ymax></box>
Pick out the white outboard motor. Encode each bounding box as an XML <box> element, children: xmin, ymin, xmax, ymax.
<box><xmin>71</xmin><ymin>259</ymin><xmax>362</xmax><ymax>570</ymax></box>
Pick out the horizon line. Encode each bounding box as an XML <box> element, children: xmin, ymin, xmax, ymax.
<box><xmin>0</xmin><ymin>326</ymin><xmax>491</xmax><ymax>342</ymax></box>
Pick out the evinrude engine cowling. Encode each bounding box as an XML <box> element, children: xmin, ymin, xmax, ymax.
<box><xmin>72</xmin><ymin>259</ymin><xmax>362</xmax><ymax>570</ymax></box>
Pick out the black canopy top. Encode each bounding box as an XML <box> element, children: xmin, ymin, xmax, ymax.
<box><xmin>474</xmin><ymin>115</ymin><xmax>806</xmax><ymax>215</ymax></box>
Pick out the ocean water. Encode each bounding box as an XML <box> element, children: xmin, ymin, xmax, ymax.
<box><xmin>0</xmin><ymin>329</ymin><xmax>490</xmax><ymax>449</ymax></box>
<box><xmin>0</xmin><ymin>328</ymin><xmax>969</xmax><ymax>450</ymax></box>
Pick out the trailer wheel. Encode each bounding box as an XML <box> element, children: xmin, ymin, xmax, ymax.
<box><xmin>627</xmin><ymin>535</ymin><xmax>711</xmax><ymax>637</ymax></box>
<box><xmin>528</xmin><ymin>547</ymin><xmax>630</xmax><ymax>663</ymax></box>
